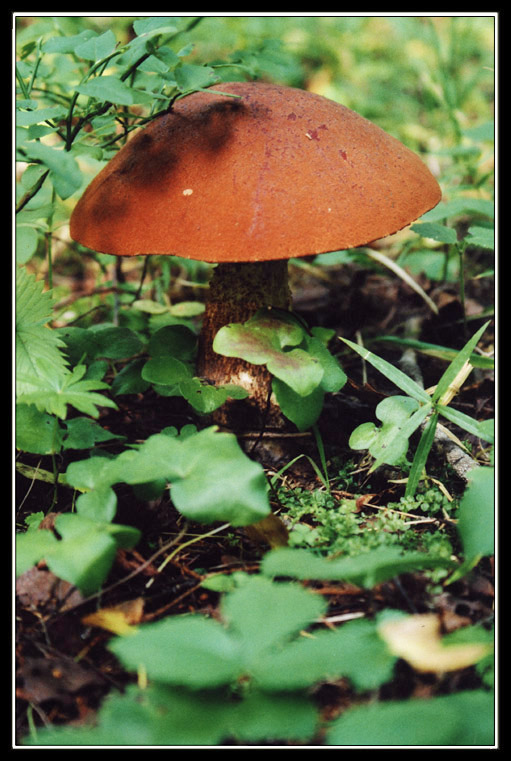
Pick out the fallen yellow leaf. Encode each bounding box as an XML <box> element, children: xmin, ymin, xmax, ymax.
<box><xmin>378</xmin><ymin>613</ymin><xmax>492</xmax><ymax>673</ymax></box>
<box><xmin>82</xmin><ymin>598</ymin><xmax>144</xmax><ymax>636</ymax></box>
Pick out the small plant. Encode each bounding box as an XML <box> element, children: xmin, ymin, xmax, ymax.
<box><xmin>24</xmin><ymin>571</ymin><xmax>493</xmax><ymax>746</ymax></box>
<box><xmin>345</xmin><ymin>321</ymin><xmax>494</xmax><ymax>497</ymax></box>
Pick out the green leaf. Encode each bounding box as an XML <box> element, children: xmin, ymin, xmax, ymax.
<box><xmin>16</xmin><ymin>225</ymin><xmax>39</xmax><ymax>263</ymax></box>
<box><xmin>465</xmin><ymin>225</ymin><xmax>494</xmax><ymax>250</ymax></box>
<box><xmin>231</xmin><ymin>690</ymin><xmax>317</xmax><ymax>743</ymax></box>
<box><xmin>221</xmin><ymin>576</ymin><xmax>327</xmax><ymax>665</ymax></box>
<box><xmin>65</xmin><ymin>427</ymin><xmax>271</xmax><ymax>527</ymax></box>
<box><xmin>42</xmin><ymin>30</ymin><xmax>97</xmax><ymax>54</ymax></box>
<box><xmin>261</xmin><ymin>547</ymin><xmax>454</xmax><ymax>588</ymax></box>
<box><xmin>272</xmin><ymin>379</ymin><xmax>325</xmax><ymax>431</ymax></box>
<box><xmin>340</xmin><ymin>338</ymin><xmax>431</xmax><ymax>403</ymax></box>
<box><xmin>16</xmin><ymin>529</ymin><xmax>59</xmax><ymax>578</ymax></box>
<box><xmin>405</xmin><ymin>411</ymin><xmax>439</xmax><ymax>497</ymax></box>
<box><xmin>325</xmin><ymin>690</ymin><xmax>494</xmax><ymax>746</ymax></box>
<box><xmin>410</xmin><ymin>221</ymin><xmax>458</xmax><ymax>244</ymax></box>
<box><xmin>214</xmin><ymin>314</ymin><xmax>324</xmax><ymax>397</ymax></box>
<box><xmin>141</xmin><ymin>356</ymin><xmax>193</xmax><ymax>386</ymax></box>
<box><xmin>457</xmin><ymin>464</ymin><xmax>494</xmax><ymax>564</ymax></box>
<box><xmin>174</xmin><ymin>63</ymin><xmax>219</xmax><ymax>92</ymax></box>
<box><xmin>252</xmin><ymin>615</ymin><xmax>397</xmax><ymax>693</ymax></box>
<box><xmin>15</xmin><ymin>267</ymin><xmax>68</xmax><ymax>397</ymax></box>
<box><xmin>439</xmin><ymin>405</ymin><xmax>494</xmax><ymax>443</ymax></box>
<box><xmin>349</xmin><ymin>396</ymin><xmax>431</xmax><ymax>469</ymax></box>
<box><xmin>16</xmin><ymin>106</ymin><xmax>67</xmax><ymax>127</ymax></box>
<box><xmin>63</xmin><ymin>417</ymin><xmax>123</xmax><ymax>450</ymax></box>
<box><xmin>75</xmin><ymin>76</ymin><xmax>153</xmax><ymax>106</ymax></box>
<box><xmin>74</xmin><ymin>30</ymin><xmax>117</xmax><ymax>61</ymax></box>
<box><xmin>420</xmin><ymin>197</ymin><xmax>494</xmax><ymax>222</ymax></box>
<box><xmin>376</xmin><ymin>336</ymin><xmax>494</xmax><ymax>369</ymax></box>
<box><xmin>23</xmin><ymin>141</ymin><xmax>82</xmax><ymax>199</ymax></box>
<box><xmin>75</xmin><ymin>487</ymin><xmax>118</xmax><ymax>523</ymax></box>
<box><xmin>179</xmin><ymin>378</ymin><xmax>248</xmax><ymax>414</ymax></box>
<box><xmin>18</xmin><ymin>364</ymin><xmax>118</xmax><ymax>420</ymax></box>
<box><xmin>432</xmin><ymin>321</ymin><xmax>490</xmax><ymax>403</ymax></box>
<box><xmin>110</xmin><ymin>615</ymin><xmax>241</xmax><ymax>688</ymax></box>
<box><xmin>16</xmin><ymin>403</ymin><xmax>63</xmax><ymax>454</ymax></box>
<box><xmin>148</xmin><ymin>324</ymin><xmax>197</xmax><ymax>361</ymax></box>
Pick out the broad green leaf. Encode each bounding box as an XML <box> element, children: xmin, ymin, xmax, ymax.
<box><xmin>75</xmin><ymin>487</ymin><xmax>118</xmax><ymax>523</ymax></box>
<box><xmin>65</xmin><ymin>427</ymin><xmax>271</xmax><ymax>527</ymax></box>
<box><xmin>252</xmin><ymin>615</ymin><xmax>397</xmax><ymax>692</ymax></box>
<box><xmin>148</xmin><ymin>324</ymin><xmax>197</xmax><ymax>361</ymax></box>
<box><xmin>110</xmin><ymin>615</ymin><xmax>241</xmax><ymax>688</ymax></box>
<box><xmin>63</xmin><ymin>417</ymin><xmax>123</xmax><ymax>450</ymax></box>
<box><xmin>133</xmin><ymin>17</ymin><xmax>179</xmax><ymax>37</ymax></box>
<box><xmin>272</xmin><ymin>379</ymin><xmax>325</xmax><ymax>431</ymax></box>
<box><xmin>141</xmin><ymin>356</ymin><xmax>193</xmax><ymax>386</ymax></box>
<box><xmin>261</xmin><ymin>547</ymin><xmax>454</xmax><ymax>588</ymax></box>
<box><xmin>46</xmin><ymin>516</ymin><xmax>119</xmax><ymax>596</ymax></box>
<box><xmin>465</xmin><ymin>225</ymin><xmax>494</xmax><ymax>250</ymax></box>
<box><xmin>42</xmin><ymin>30</ymin><xmax>96</xmax><ymax>54</ymax></box>
<box><xmin>16</xmin><ymin>529</ymin><xmax>59</xmax><ymax>578</ymax></box>
<box><xmin>111</xmin><ymin>359</ymin><xmax>150</xmax><ymax>396</ymax></box>
<box><xmin>214</xmin><ymin>315</ymin><xmax>323</xmax><ymax>397</ymax></box>
<box><xmin>349</xmin><ymin>396</ymin><xmax>431</xmax><ymax>469</ymax></box>
<box><xmin>16</xmin><ymin>106</ymin><xmax>67</xmax><ymax>127</ymax></box>
<box><xmin>75</xmin><ymin>76</ymin><xmax>153</xmax><ymax>106</ymax></box>
<box><xmin>16</xmin><ymin>403</ymin><xmax>63</xmax><ymax>454</ymax></box>
<box><xmin>74</xmin><ymin>30</ymin><xmax>117</xmax><ymax>61</ymax></box>
<box><xmin>23</xmin><ymin>141</ymin><xmax>82</xmax><ymax>199</ymax></box>
<box><xmin>174</xmin><ymin>63</ymin><xmax>220</xmax><ymax>92</ymax></box>
<box><xmin>325</xmin><ymin>690</ymin><xmax>494</xmax><ymax>746</ymax></box>
<box><xmin>231</xmin><ymin>691</ymin><xmax>317</xmax><ymax>743</ymax></box>
<box><xmin>420</xmin><ymin>197</ymin><xmax>494</xmax><ymax>222</ymax></box>
<box><xmin>221</xmin><ymin>576</ymin><xmax>327</xmax><ymax>664</ymax></box>
<box><xmin>91</xmin><ymin>326</ymin><xmax>144</xmax><ymax>360</ymax></box>
<box><xmin>169</xmin><ymin>428</ymin><xmax>270</xmax><ymax>525</ymax></box>
<box><xmin>26</xmin><ymin>683</ymin><xmax>234</xmax><ymax>747</ymax></box>
<box><xmin>410</xmin><ymin>221</ymin><xmax>458</xmax><ymax>244</ymax></box>
<box><xmin>16</xmin><ymin>225</ymin><xmax>39</xmax><ymax>263</ymax></box>
<box><xmin>457</xmin><ymin>464</ymin><xmax>494</xmax><ymax>564</ymax></box>
<box><xmin>340</xmin><ymin>338</ymin><xmax>431</xmax><ymax>403</ymax></box>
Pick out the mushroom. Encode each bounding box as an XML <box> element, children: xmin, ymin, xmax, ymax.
<box><xmin>70</xmin><ymin>81</ymin><xmax>441</xmax><ymax>431</ymax></box>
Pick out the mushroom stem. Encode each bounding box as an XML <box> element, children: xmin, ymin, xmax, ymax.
<box><xmin>197</xmin><ymin>260</ymin><xmax>291</xmax><ymax>430</ymax></box>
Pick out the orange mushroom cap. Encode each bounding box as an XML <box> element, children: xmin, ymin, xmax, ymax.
<box><xmin>70</xmin><ymin>81</ymin><xmax>441</xmax><ymax>263</ymax></box>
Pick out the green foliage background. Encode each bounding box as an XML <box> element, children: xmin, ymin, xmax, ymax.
<box><xmin>15</xmin><ymin>14</ymin><xmax>495</xmax><ymax>748</ymax></box>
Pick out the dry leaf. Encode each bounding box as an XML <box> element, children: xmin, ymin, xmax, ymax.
<box><xmin>82</xmin><ymin>598</ymin><xmax>144</xmax><ymax>636</ymax></box>
<box><xmin>379</xmin><ymin>613</ymin><xmax>492</xmax><ymax>673</ymax></box>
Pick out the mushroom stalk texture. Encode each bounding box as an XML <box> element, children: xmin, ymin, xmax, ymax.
<box><xmin>70</xmin><ymin>81</ymin><xmax>442</xmax><ymax>431</ymax></box>
<box><xmin>198</xmin><ymin>260</ymin><xmax>291</xmax><ymax>428</ymax></box>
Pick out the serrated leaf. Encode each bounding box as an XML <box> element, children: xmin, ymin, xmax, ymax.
<box><xmin>18</xmin><ymin>364</ymin><xmax>117</xmax><ymax>419</ymax></box>
<box><xmin>465</xmin><ymin>225</ymin><xmax>494</xmax><ymax>250</ymax></box>
<box><xmin>16</xmin><ymin>268</ymin><xmax>68</xmax><ymax>396</ymax></box>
